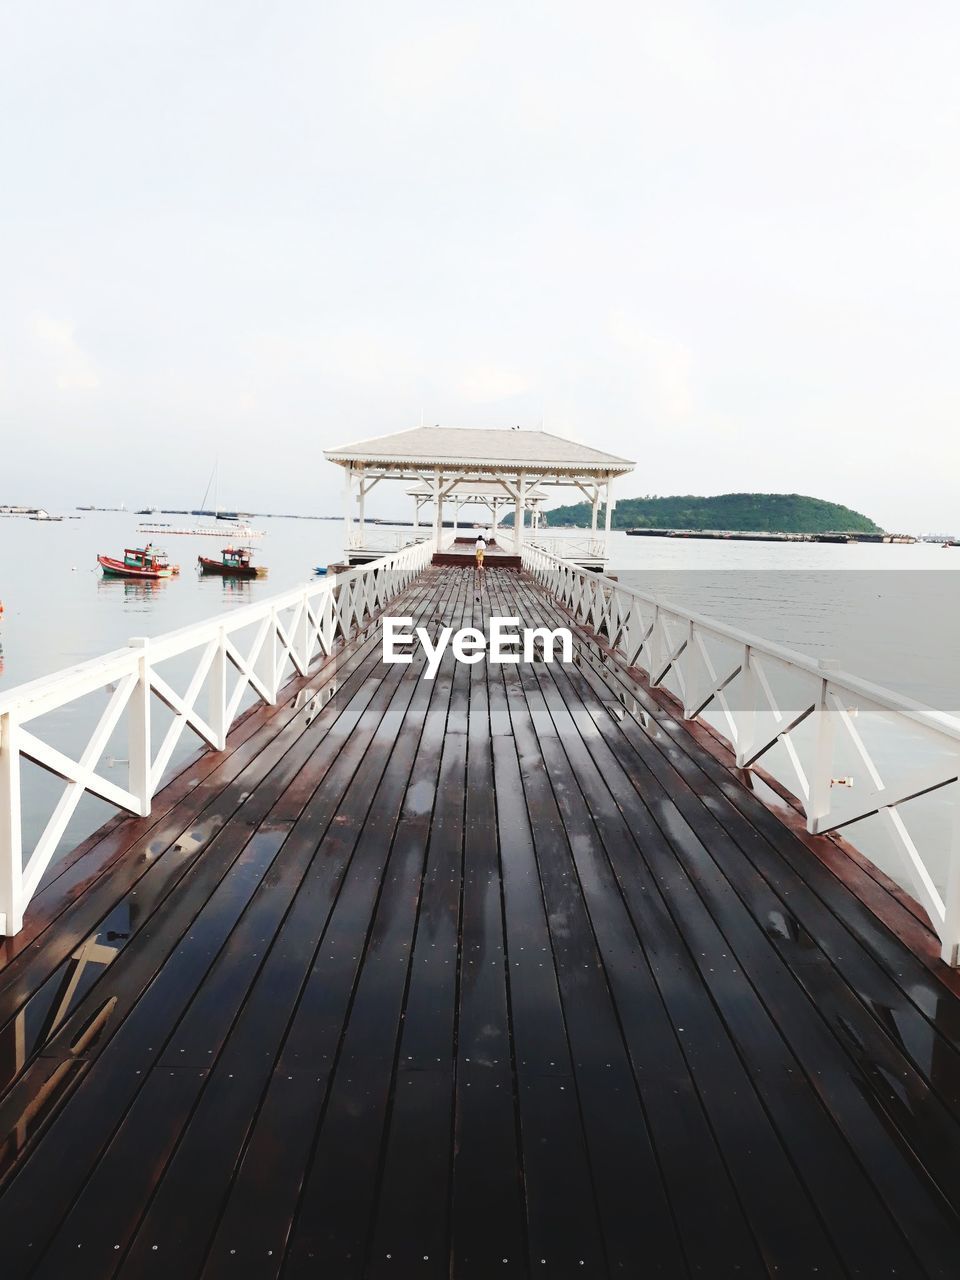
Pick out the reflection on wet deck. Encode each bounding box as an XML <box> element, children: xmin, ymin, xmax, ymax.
<box><xmin>1</xmin><ymin>566</ymin><xmax>960</xmax><ymax>1279</ymax></box>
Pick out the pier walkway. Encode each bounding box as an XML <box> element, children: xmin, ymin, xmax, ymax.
<box><xmin>2</xmin><ymin>566</ymin><xmax>960</xmax><ymax>1278</ymax></box>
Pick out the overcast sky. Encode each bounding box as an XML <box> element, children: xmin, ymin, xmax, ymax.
<box><xmin>2</xmin><ymin>1</ymin><xmax>957</xmax><ymax>530</ymax></box>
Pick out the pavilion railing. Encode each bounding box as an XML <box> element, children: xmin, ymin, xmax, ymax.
<box><xmin>522</xmin><ymin>543</ymin><xmax>960</xmax><ymax>965</ymax></box>
<box><xmin>0</xmin><ymin>537</ymin><xmax>436</xmax><ymax>936</ymax></box>
<box><xmin>345</xmin><ymin>528</ymin><xmax>433</xmax><ymax>552</ymax></box>
<box><xmin>528</xmin><ymin>534</ymin><xmax>607</xmax><ymax>560</ymax></box>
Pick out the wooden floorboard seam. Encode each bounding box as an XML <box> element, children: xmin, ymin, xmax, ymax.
<box><xmin>0</xmin><ymin>572</ymin><xmax>457</xmax><ymax>1278</ymax></box>
<box><xmin>512</xmin><ymin>573</ymin><xmax>960</xmax><ymax>1276</ymax></box>
<box><xmin>1</xmin><ymin>567</ymin><xmax>960</xmax><ymax>1279</ymax></box>
<box><xmin>517</xmin><ymin>576</ymin><xmax>960</xmax><ymax>1127</ymax></box>
<box><xmin>68</xmin><ymin>571</ymin><xmax>463</xmax><ymax>1280</ymax></box>
<box><xmin>0</xmin><ymin>571</ymin><xmax>445</xmax><ymax>1031</ymax></box>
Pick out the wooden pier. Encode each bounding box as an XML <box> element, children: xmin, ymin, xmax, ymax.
<box><xmin>2</xmin><ymin>565</ymin><xmax>960</xmax><ymax>1278</ymax></box>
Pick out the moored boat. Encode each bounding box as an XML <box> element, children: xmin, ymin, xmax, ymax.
<box><xmin>97</xmin><ymin>546</ymin><xmax>178</xmax><ymax>579</ymax></box>
<box><xmin>198</xmin><ymin>546</ymin><xmax>267</xmax><ymax>578</ymax></box>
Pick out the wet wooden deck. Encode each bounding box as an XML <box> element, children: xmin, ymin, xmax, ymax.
<box><xmin>432</xmin><ymin>538</ymin><xmax>521</xmax><ymax>569</ymax></box>
<box><xmin>2</xmin><ymin>566</ymin><xmax>960</xmax><ymax>1278</ymax></box>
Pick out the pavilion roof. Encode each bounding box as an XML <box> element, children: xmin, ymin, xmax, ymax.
<box><xmin>324</xmin><ymin>426</ymin><xmax>634</xmax><ymax>473</ymax></box>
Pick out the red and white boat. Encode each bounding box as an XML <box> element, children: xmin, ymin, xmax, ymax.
<box><xmin>97</xmin><ymin>546</ymin><xmax>179</xmax><ymax>580</ymax></box>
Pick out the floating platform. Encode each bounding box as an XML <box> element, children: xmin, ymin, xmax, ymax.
<box><xmin>1</xmin><ymin>566</ymin><xmax>960</xmax><ymax>1276</ymax></box>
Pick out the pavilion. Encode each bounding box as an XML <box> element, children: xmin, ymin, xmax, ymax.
<box><xmin>323</xmin><ymin>425</ymin><xmax>635</xmax><ymax>567</ymax></box>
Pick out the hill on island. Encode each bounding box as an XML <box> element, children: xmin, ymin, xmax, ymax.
<box><xmin>520</xmin><ymin>493</ymin><xmax>883</xmax><ymax>534</ymax></box>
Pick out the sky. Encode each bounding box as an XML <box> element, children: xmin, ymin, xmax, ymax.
<box><xmin>1</xmin><ymin>0</ymin><xmax>958</xmax><ymax>531</ymax></box>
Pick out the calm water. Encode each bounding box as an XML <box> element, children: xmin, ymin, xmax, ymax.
<box><xmin>0</xmin><ymin>514</ymin><xmax>958</xmax><ymax>896</ymax></box>
<box><xmin>0</xmin><ymin>511</ymin><xmax>349</xmax><ymax>689</ymax></box>
<box><xmin>2</xmin><ymin>515</ymin><xmax>957</xmax><ymax>703</ymax></box>
<box><xmin>613</xmin><ymin>538</ymin><xmax>960</xmax><ymax>712</ymax></box>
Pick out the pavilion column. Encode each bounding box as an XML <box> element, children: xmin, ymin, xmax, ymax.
<box><xmin>453</xmin><ymin>500</ymin><xmax>460</xmax><ymax>534</ymax></box>
<box><xmin>343</xmin><ymin>463</ymin><xmax>354</xmax><ymax>548</ymax></box>
<box><xmin>603</xmin><ymin>473</ymin><xmax>614</xmax><ymax>551</ymax></box>
<box><xmin>433</xmin><ymin>470</ymin><xmax>442</xmax><ymax>548</ymax></box>
<box><xmin>357</xmin><ymin>469</ymin><xmax>366</xmax><ymax>545</ymax></box>
<box><xmin>514</xmin><ymin>475</ymin><xmax>527</xmax><ymax>553</ymax></box>
<box><xmin>591</xmin><ymin>486</ymin><xmax>600</xmax><ymax>538</ymax></box>
<box><xmin>413</xmin><ymin>498</ymin><xmax>420</xmax><ymax>532</ymax></box>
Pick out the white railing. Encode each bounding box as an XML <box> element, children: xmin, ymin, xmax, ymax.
<box><xmin>0</xmin><ymin>538</ymin><xmax>436</xmax><ymax>936</ymax></box>
<box><xmin>346</xmin><ymin>528</ymin><xmax>431</xmax><ymax>552</ymax></box>
<box><xmin>522</xmin><ymin>544</ymin><xmax>960</xmax><ymax>965</ymax></box>
<box><xmin>528</xmin><ymin>534</ymin><xmax>607</xmax><ymax>561</ymax></box>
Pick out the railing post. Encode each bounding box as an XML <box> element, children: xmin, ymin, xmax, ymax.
<box><xmin>255</xmin><ymin>609</ymin><xmax>278</xmax><ymax>704</ymax></box>
<box><xmin>209</xmin><ymin>625</ymin><xmax>228</xmax><ymax>748</ymax></box>
<box><xmin>646</xmin><ymin>606</ymin><xmax>661</xmax><ymax>684</ymax></box>
<box><xmin>941</xmin><ymin>770</ymin><xmax>960</xmax><ymax>966</ymax></box>
<box><xmin>681</xmin><ymin>619</ymin><xmax>696</xmax><ymax>718</ymax></box>
<box><xmin>807</xmin><ymin>658</ymin><xmax>839</xmax><ymax>833</ymax></box>
<box><xmin>320</xmin><ymin>586</ymin><xmax>336</xmax><ymax>656</ymax></box>
<box><xmin>735</xmin><ymin>644</ymin><xmax>757</xmax><ymax>768</ymax></box>
<box><xmin>0</xmin><ymin>712</ymin><xmax>24</xmax><ymax>936</ymax></box>
<box><xmin>128</xmin><ymin>637</ymin><xmax>152</xmax><ymax>816</ymax></box>
<box><xmin>297</xmin><ymin>589</ymin><xmax>312</xmax><ymax>672</ymax></box>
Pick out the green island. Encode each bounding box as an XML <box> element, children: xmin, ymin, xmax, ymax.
<box><xmin>518</xmin><ymin>492</ymin><xmax>883</xmax><ymax>534</ymax></box>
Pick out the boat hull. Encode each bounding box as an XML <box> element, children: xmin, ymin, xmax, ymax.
<box><xmin>198</xmin><ymin>557</ymin><xmax>266</xmax><ymax>578</ymax></box>
<box><xmin>98</xmin><ymin>555</ymin><xmax>173</xmax><ymax>580</ymax></box>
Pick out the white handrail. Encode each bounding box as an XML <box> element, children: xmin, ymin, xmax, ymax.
<box><xmin>528</xmin><ymin>534</ymin><xmax>607</xmax><ymax>560</ymax></box>
<box><xmin>521</xmin><ymin>542</ymin><xmax>960</xmax><ymax>965</ymax></box>
<box><xmin>0</xmin><ymin>537</ymin><xmax>436</xmax><ymax>935</ymax></box>
<box><xmin>345</xmin><ymin>529</ymin><xmax>432</xmax><ymax>552</ymax></box>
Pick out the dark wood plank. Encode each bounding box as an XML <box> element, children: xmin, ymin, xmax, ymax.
<box><xmin>0</xmin><ymin>823</ymin><xmax>288</xmax><ymax>1278</ymax></box>
<box><xmin>449</xmin><ymin>576</ymin><xmax>527</xmax><ymax>1278</ymax></box>
<box><xmin>88</xmin><ymin>573</ymin><xmax>459</xmax><ymax>1280</ymax></box>
<box><xmin>200</xmin><ymin>572</ymin><xmax>472</xmax><ymax>1280</ymax></box>
<box><xmin>514</xmin><ymin>574</ymin><xmax>954</xmax><ymax>1276</ymax></box>
<box><xmin>534</xmin><ymin>579</ymin><xmax>960</xmax><ymax>1051</ymax></box>
<box><xmin>360</xmin><ymin>730</ymin><xmax>466</xmax><ymax>1279</ymax></box>
<box><xmin>204</xmin><ymin>678</ymin><xmax>454</xmax><ymax>1277</ymax></box>
<box><xmin>487</xmin><ymin>575</ymin><xmax>688</xmax><ymax>1279</ymax></box>
<box><xmin>520</xmin><ymin>582</ymin><xmax>960</xmax><ymax>1134</ymax></box>
<box><xmin>0</xmin><ymin>573</ymin><xmax>451</xmax><ymax>1275</ymax></box>
<box><xmin>281</xmin><ymin>581</ymin><xmax>478</xmax><ymax>1280</ymax></box>
<box><xmin>5</xmin><ymin>565</ymin><xmax>960</xmax><ymax>1280</ymax></box>
<box><xmin>0</xmin><ymin>589</ymin><xmax>397</xmax><ymax>986</ymax></box>
<box><xmin>483</xmin><ymin>574</ymin><xmax>612</xmax><ymax>1278</ymax></box>
<box><xmin>0</xmin><ymin>572</ymin><xmax>438</xmax><ymax>1067</ymax></box>
<box><xmin>491</xmin><ymin>570</ymin><xmax>764</xmax><ymax>1279</ymax></box>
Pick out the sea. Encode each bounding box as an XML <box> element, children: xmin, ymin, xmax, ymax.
<box><xmin>0</xmin><ymin>511</ymin><xmax>958</xmax><ymax>900</ymax></box>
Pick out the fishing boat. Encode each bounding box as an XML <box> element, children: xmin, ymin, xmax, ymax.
<box><xmin>97</xmin><ymin>546</ymin><xmax>178</xmax><ymax>579</ymax></box>
<box><xmin>197</xmin><ymin>546</ymin><xmax>267</xmax><ymax>578</ymax></box>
